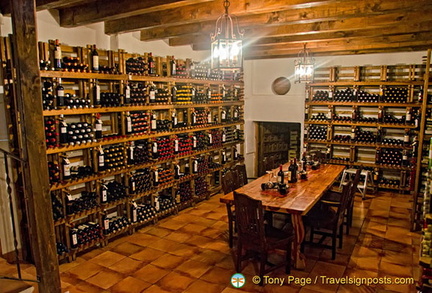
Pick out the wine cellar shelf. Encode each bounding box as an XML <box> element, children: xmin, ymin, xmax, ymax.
<box><xmin>304</xmin><ymin>62</ymin><xmax>432</xmax><ymax>230</ymax></box>
<box><xmin>2</xmin><ymin>37</ymin><xmax>245</xmax><ymax>262</ymax></box>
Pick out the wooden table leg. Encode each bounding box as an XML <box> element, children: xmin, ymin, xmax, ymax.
<box><xmin>291</xmin><ymin>214</ymin><xmax>306</xmax><ymax>270</ymax></box>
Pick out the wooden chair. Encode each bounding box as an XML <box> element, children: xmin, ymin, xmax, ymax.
<box><xmin>322</xmin><ymin>167</ymin><xmax>362</xmax><ymax>235</ymax></box>
<box><xmin>262</xmin><ymin>156</ymin><xmax>275</xmax><ymax>175</ymax></box>
<box><xmin>235</xmin><ymin>164</ymin><xmax>248</xmax><ymax>186</ymax></box>
<box><xmin>221</xmin><ymin>169</ymin><xmax>235</xmax><ymax>194</ymax></box>
<box><xmin>304</xmin><ymin>181</ymin><xmax>353</xmax><ymax>259</ymax></box>
<box><xmin>222</xmin><ymin>170</ymin><xmax>236</xmax><ymax>248</ymax></box>
<box><xmin>231</xmin><ymin>168</ymin><xmax>242</xmax><ymax>191</ymax></box>
<box><xmin>234</xmin><ymin>191</ymin><xmax>294</xmax><ymax>284</ymax></box>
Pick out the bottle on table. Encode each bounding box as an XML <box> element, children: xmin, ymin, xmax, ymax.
<box><xmin>288</xmin><ymin>159</ymin><xmax>298</xmax><ymax>183</ymax></box>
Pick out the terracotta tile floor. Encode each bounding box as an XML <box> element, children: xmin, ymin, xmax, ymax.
<box><xmin>0</xmin><ymin>191</ymin><xmax>420</xmax><ymax>292</ymax></box>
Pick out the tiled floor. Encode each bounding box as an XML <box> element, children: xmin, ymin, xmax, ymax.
<box><xmin>0</xmin><ymin>191</ymin><xmax>420</xmax><ymax>292</ymax></box>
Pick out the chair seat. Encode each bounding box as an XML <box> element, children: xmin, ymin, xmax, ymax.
<box><xmin>306</xmin><ymin>205</ymin><xmax>337</xmax><ymax>230</ymax></box>
<box><xmin>322</xmin><ymin>190</ymin><xmax>342</xmax><ymax>202</ymax></box>
<box><xmin>265</xmin><ymin>224</ymin><xmax>294</xmax><ymax>242</ymax></box>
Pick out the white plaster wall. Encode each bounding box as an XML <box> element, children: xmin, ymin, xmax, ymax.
<box><xmin>244</xmin><ymin>51</ymin><xmax>426</xmax><ymax>177</ymax></box>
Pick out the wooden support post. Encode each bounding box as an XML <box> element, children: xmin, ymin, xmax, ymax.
<box><xmin>9</xmin><ymin>0</ymin><xmax>61</xmax><ymax>292</ymax></box>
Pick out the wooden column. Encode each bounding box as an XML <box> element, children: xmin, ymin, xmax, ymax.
<box><xmin>9</xmin><ymin>0</ymin><xmax>61</xmax><ymax>292</ymax></box>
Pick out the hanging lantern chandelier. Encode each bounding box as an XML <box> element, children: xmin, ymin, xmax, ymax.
<box><xmin>211</xmin><ymin>0</ymin><xmax>244</xmax><ymax>71</ymax></box>
<box><xmin>294</xmin><ymin>44</ymin><xmax>315</xmax><ymax>83</ymax></box>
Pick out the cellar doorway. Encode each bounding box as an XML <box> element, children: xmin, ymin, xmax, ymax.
<box><xmin>255</xmin><ymin>122</ymin><xmax>301</xmax><ymax>177</ymax></box>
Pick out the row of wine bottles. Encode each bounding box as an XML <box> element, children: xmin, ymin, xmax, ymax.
<box><xmin>306</xmin><ymin>127</ymin><xmax>412</xmax><ymax>146</ymax></box>
<box><xmin>48</xmin><ymin>145</ymin><xmax>241</xmax><ymax>184</ymax></box>
<box><xmin>311</xmin><ymin>87</ymin><xmax>420</xmax><ymax>103</ymax></box>
<box><xmin>52</xmin><ymin>176</ymin><xmax>206</xmax><ymax>226</ymax></box>
<box><xmin>45</xmin><ymin>112</ymin><xmax>243</xmax><ymax>149</ymax></box>
<box><xmin>51</xmin><ymin>170</ymin><xmax>211</xmax><ymax>222</ymax></box>
<box><xmin>325</xmin><ymin>148</ymin><xmax>413</xmax><ymax>167</ymax></box>
<box><xmin>42</xmin><ymin>78</ymin><xmax>243</xmax><ymax>111</ymax></box>
<box><xmin>41</xmin><ymin>39</ymin><xmax>241</xmax><ymax>81</ymax></box>
<box><xmin>306</xmin><ymin>108</ymin><xmax>420</xmax><ymax>126</ymax></box>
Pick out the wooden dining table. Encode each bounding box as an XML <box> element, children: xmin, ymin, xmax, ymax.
<box><xmin>220</xmin><ymin>163</ymin><xmax>346</xmax><ymax>269</ymax></box>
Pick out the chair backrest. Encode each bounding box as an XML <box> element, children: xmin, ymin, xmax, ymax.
<box><xmin>235</xmin><ymin>164</ymin><xmax>248</xmax><ymax>186</ymax></box>
<box><xmin>234</xmin><ymin>191</ymin><xmax>266</xmax><ymax>248</ymax></box>
<box><xmin>263</xmin><ymin>156</ymin><xmax>274</xmax><ymax>171</ymax></box>
<box><xmin>222</xmin><ymin>169</ymin><xmax>235</xmax><ymax>194</ymax></box>
<box><xmin>231</xmin><ymin>168</ymin><xmax>241</xmax><ymax>190</ymax></box>
<box><xmin>336</xmin><ymin>181</ymin><xmax>353</xmax><ymax>226</ymax></box>
<box><xmin>351</xmin><ymin>167</ymin><xmax>363</xmax><ymax>194</ymax></box>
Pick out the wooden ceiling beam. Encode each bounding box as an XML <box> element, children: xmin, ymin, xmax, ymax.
<box><xmin>106</xmin><ymin>0</ymin><xmax>339</xmax><ymax>35</ymax></box>
<box><xmin>59</xmin><ymin>0</ymin><xmax>215</xmax><ymax>28</ymax></box>
<box><xmin>244</xmin><ymin>46</ymin><xmax>430</xmax><ymax>60</ymax></box>
<box><xmin>248</xmin><ymin>20</ymin><xmax>432</xmax><ymax>47</ymax></box>
<box><xmin>141</xmin><ymin>4</ymin><xmax>432</xmax><ymax>41</ymax></box>
<box><xmin>243</xmin><ymin>8</ymin><xmax>432</xmax><ymax>39</ymax></box>
<box><xmin>243</xmin><ymin>37</ymin><xmax>432</xmax><ymax>59</ymax></box>
<box><xmin>1</xmin><ymin>0</ymin><xmax>89</xmax><ymax>15</ymax></box>
<box><xmin>182</xmin><ymin>19</ymin><xmax>432</xmax><ymax>48</ymax></box>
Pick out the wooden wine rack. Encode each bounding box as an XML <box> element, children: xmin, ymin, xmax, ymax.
<box><xmin>305</xmin><ymin>63</ymin><xmax>429</xmax><ymax>228</ymax></box>
<box><xmin>2</xmin><ymin>37</ymin><xmax>245</xmax><ymax>262</ymax></box>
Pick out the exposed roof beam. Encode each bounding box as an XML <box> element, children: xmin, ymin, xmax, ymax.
<box><xmin>181</xmin><ymin>20</ymin><xmax>432</xmax><ymax>49</ymax></box>
<box><xmin>244</xmin><ymin>46</ymin><xmax>430</xmax><ymax>59</ymax></box>
<box><xmin>105</xmin><ymin>0</ymin><xmax>337</xmax><ymax>35</ymax></box>
<box><xmin>59</xmin><ymin>0</ymin><xmax>215</xmax><ymax>28</ymax></box>
<box><xmin>140</xmin><ymin>3</ymin><xmax>432</xmax><ymax>41</ymax></box>
<box><xmin>243</xmin><ymin>36</ymin><xmax>432</xmax><ymax>59</ymax></box>
<box><xmin>1</xmin><ymin>0</ymin><xmax>89</xmax><ymax>15</ymax></box>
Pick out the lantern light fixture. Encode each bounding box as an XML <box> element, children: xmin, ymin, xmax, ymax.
<box><xmin>294</xmin><ymin>43</ymin><xmax>315</xmax><ymax>83</ymax></box>
<box><xmin>211</xmin><ymin>0</ymin><xmax>244</xmax><ymax>71</ymax></box>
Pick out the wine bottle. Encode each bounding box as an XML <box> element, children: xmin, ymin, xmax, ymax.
<box><xmin>221</xmin><ymin>150</ymin><xmax>227</xmax><ymax>164</ymax></box>
<box><xmin>233</xmin><ymin>147</ymin><xmax>238</xmax><ymax>160</ymax></box>
<box><xmin>405</xmin><ymin>108</ymin><xmax>412</xmax><ymax>124</ymax></box>
<box><xmin>59</xmin><ymin>114</ymin><xmax>68</xmax><ymax>144</ymax></box>
<box><xmin>54</xmin><ymin>39</ymin><xmax>62</xmax><ymax>70</ymax></box>
<box><xmin>148</xmin><ymin>53</ymin><xmax>155</xmax><ymax>75</ymax></box>
<box><xmin>56</xmin><ymin>78</ymin><xmax>65</xmax><ymax>107</ymax></box>
<box><xmin>149</xmin><ymin>82</ymin><xmax>157</xmax><ymax>103</ymax></box>
<box><xmin>174</xmin><ymin>163</ymin><xmax>181</xmax><ymax>179</ymax></box>
<box><xmin>288</xmin><ymin>160</ymin><xmax>297</xmax><ymax>183</ymax></box>
<box><xmin>70</xmin><ymin>228</ymin><xmax>78</xmax><ymax>248</ymax></box>
<box><xmin>302</xmin><ymin>153</ymin><xmax>307</xmax><ymax>171</ymax></box>
<box><xmin>94</xmin><ymin>81</ymin><xmax>101</xmax><ymax>106</ymax></box>
<box><xmin>125</xmin><ymin>83</ymin><xmax>131</xmax><ymax>104</ymax></box>
<box><xmin>151</xmin><ymin>113</ymin><xmax>157</xmax><ymax>131</ymax></box>
<box><xmin>403</xmin><ymin>130</ymin><xmax>410</xmax><ymax>147</ymax></box>
<box><xmin>125</xmin><ymin>111</ymin><xmax>132</xmax><ymax>134</ymax></box>
<box><xmin>172</xmin><ymin>112</ymin><xmax>178</xmax><ymax>128</ymax></box>
<box><xmin>170</xmin><ymin>56</ymin><xmax>176</xmax><ymax>76</ymax></box>
<box><xmin>277</xmin><ymin>164</ymin><xmax>284</xmax><ymax>184</ymax></box>
<box><xmin>91</xmin><ymin>45</ymin><xmax>99</xmax><ymax>73</ymax></box>
<box><xmin>181</xmin><ymin>109</ymin><xmax>188</xmax><ymax>127</ymax></box>
<box><xmin>101</xmin><ymin>181</ymin><xmax>108</xmax><ymax>203</ymax></box>
<box><xmin>62</xmin><ymin>156</ymin><xmax>71</xmax><ymax>180</ymax></box>
<box><xmin>95</xmin><ymin>114</ymin><xmax>103</xmax><ymax>139</ymax></box>
<box><xmin>98</xmin><ymin>146</ymin><xmax>105</xmax><ymax>172</ymax></box>
<box><xmin>193</xmin><ymin>158</ymin><xmax>198</xmax><ymax>173</ymax></box>
<box><xmin>171</xmin><ymin>85</ymin><xmax>177</xmax><ymax>103</ymax></box>
<box><xmin>233</xmin><ymin>107</ymin><xmax>239</xmax><ymax>120</ymax></box>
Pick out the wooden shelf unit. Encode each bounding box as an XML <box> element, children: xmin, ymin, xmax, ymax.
<box><xmin>305</xmin><ymin>63</ymin><xmax>426</xmax><ymax>196</ymax></box>
<box><xmin>2</xmin><ymin>37</ymin><xmax>245</xmax><ymax>262</ymax></box>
